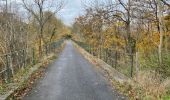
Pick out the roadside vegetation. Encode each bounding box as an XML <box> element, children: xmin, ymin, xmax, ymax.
<box><xmin>72</xmin><ymin>0</ymin><xmax>170</xmax><ymax>99</ymax></box>
<box><xmin>0</xmin><ymin>0</ymin><xmax>69</xmax><ymax>98</ymax></box>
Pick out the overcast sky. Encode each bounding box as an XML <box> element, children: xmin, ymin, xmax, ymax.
<box><xmin>5</xmin><ymin>0</ymin><xmax>86</xmax><ymax>26</ymax></box>
<box><xmin>57</xmin><ymin>0</ymin><xmax>85</xmax><ymax>26</ymax></box>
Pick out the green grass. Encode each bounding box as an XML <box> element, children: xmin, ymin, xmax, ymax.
<box><xmin>163</xmin><ymin>95</ymin><xmax>170</xmax><ymax>100</ymax></box>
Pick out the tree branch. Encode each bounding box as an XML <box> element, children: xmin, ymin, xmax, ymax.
<box><xmin>161</xmin><ymin>0</ymin><xmax>170</xmax><ymax>7</ymax></box>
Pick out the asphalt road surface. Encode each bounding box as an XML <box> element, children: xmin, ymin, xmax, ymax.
<box><xmin>23</xmin><ymin>41</ymin><xmax>127</xmax><ymax>100</ymax></box>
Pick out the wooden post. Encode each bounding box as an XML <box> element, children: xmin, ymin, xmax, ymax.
<box><xmin>115</xmin><ymin>51</ymin><xmax>117</xmax><ymax>69</ymax></box>
<box><xmin>136</xmin><ymin>51</ymin><xmax>140</xmax><ymax>81</ymax></box>
<box><xmin>5</xmin><ymin>54</ymin><xmax>11</xmax><ymax>83</ymax></box>
<box><xmin>32</xmin><ymin>48</ymin><xmax>35</xmax><ymax>65</ymax></box>
<box><xmin>23</xmin><ymin>49</ymin><xmax>26</xmax><ymax>68</ymax></box>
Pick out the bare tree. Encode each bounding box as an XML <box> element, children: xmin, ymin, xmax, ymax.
<box><xmin>161</xmin><ymin>0</ymin><xmax>170</xmax><ymax>7</ymax></box>
<box><xmin>105</xmin><ymin>0</ymin><xmax>136</xmax><ymax>77</ymax></box>
<box><xmin>22</xmin><ymin>0</ymin><xmax>64</xmax><ymax>57</ymax></box>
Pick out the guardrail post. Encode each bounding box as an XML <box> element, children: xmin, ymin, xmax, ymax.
<box><xmin>23</xmin><ymin>49</ymin><xmax>26</xmax><ymax>68</ymax></box>
<box><xmin>99</xmin><ymin>46</ymin><xmax>102</xmax><ymax>59</ymax></box>
<box><xmin>105</xmin><ymin>49</ymin><xmax>107</xmax><ymax>63</ymax></box>
<box><xmin>8</xmin><ymin>53</ymin><xmax>14</xmax><ymax>76</ymax></box>
<box><xmin>108</xmin><ymin>50</ymin><xmax>111</xmax><ymax>65</ymax></box>
<box><xmin>91</xmin><ymin>45</ymin><xmax>93</xmax><ymax>55</ymax></box>
<box><xmin>5</xmin><ymin>54</ymin><xmax>12</xmax><ymax>83</ymax></box>
<box><xmin>89</xmin><ymin>45</ymin><xmax>91</xmax><ymax>54</ymax></box>
<box><xmin>103</xmin><ymin>49</ymin><xmax>105</xmax><ymax>61</ymax></box>
<box><xmin>32</xmin><ymin>48</ymin><xmax>35</xmax><ymax>65</ymax></box>
<box><xmin>45</xmin><ymin>45</ymin><xmax>48</xmax><ymax>56</ymax></box>
<box><xmin>115</xmin><ymin>51</ymin><xmax>117</xmax><ymax>69</ymax></box>
<box><xmin>97</xmin><ymin>48</ymin><xmax>99</xmax><ymax>58</ymax></box>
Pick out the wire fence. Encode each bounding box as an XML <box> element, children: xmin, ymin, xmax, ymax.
<box><xmin>74</xmin><ymin>40</ymin><xmax>133</xmax><ymax>77</ymax></box>
<box><xmin>0</xmin><ymin>39</ymin><xmax>64</xmax><ymax>83</ymax></box>
<box><xmin>74</xmin><ymin>40</ymin><xmax>170</xmax><ymax>78</ymax></box>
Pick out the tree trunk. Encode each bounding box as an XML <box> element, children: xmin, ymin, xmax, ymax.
<box><xmin>127</xmin><ymin>22</ymin><xmax>133</xmax><ymax>77</ymax></box>
<box><xmin>157</xmin><ymin>0</ymin><xmax>164</xmax><ymax>65</ymax></box>
<box><xmin>39</xmin><ymin>34</ymin><xmax>42</xmax><ymax>58</ymax></box>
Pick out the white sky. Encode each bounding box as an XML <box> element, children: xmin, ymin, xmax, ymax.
<box><xmin>57</xmin><ymin>0</ymin><xmax>85</xmax><ymax>26</ymax></box>
<box><xmin>2</xmin><ymin>0</ymin><xmax>88</xmax><ymax>26</ymax></box>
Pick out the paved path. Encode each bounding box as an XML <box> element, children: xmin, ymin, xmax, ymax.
<box><xmin>23</xmin><ymin>41</ymin><xmax>126</xmax><ymax>100</ymax></box>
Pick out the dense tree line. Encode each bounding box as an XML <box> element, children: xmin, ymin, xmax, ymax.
<box><xmin>0</xmin><ymin>0</ymin><xmax>68</xmax><ymax>55</ymax></box>
<box><xmin>0</xmin><ymin>0</ymin><xmax>69</xmax><ymax>74</ymax></box>
<box><xmin>72</xmin><ymin>0</ymin><xmax>170</xmax><ymax>98</ymax></box>
<box><xmin>73</xmin><ymin>0</ymin><xmax>170</xmax><ymax>78</ymax></box>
